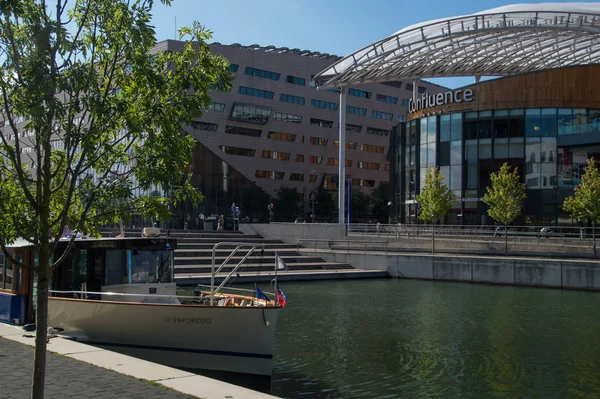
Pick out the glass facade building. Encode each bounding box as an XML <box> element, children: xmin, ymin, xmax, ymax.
<box><xmin>390</xmin><ymin>66</ymin><xmax>600</xmax><ymax>226</ymax></box>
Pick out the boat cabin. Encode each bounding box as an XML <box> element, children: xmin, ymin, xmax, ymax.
<box><xmin>0</xmin><ymin>237</ymin><xmax>177</xmax><ymax>325</ymax></box>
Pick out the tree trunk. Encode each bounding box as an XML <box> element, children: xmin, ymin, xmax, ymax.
<box><xmin>504</xmin><ymin>223</ymin><xmax>508</xmax><ymax>256</ymax></box>
<box><xmin>32</xmin><ymin>247</ymin><xmax>50</xmax><ymax>399</ymax></box>
<box><xmin>432</xmin><ymin>223</ymin><xmax>435</xmax><ymax>254</ymax></box>
<box><xmin>593</xmin><ymin>220</ymin><xmax>596</xmax><ymax>260</ymax></box>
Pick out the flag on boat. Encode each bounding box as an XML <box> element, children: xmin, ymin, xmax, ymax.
<box><xmin>276</xmin><ymin>254</ymin><xmax>289</xmax><ymax>271</ymax></box>
<box><xmin>276</xmin><ymin>285</ymin><xmax>288</xmax><ymax>308</ymax></box>
<box><xmin>255</xmin><ymin>286</ymin><xmax>271</xmax><ymax>302</ymax></box>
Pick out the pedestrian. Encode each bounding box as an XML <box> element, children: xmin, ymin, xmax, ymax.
<box><xmin>218</xmin><ymin>215</ymin><xmax>224</xmax><ymax>231</ymax></box>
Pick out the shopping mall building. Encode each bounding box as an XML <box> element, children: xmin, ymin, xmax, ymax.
<box><xmin>313</xmin><ymin>3</ymin><xmax>600</xmax><ymax>225</ymax></box>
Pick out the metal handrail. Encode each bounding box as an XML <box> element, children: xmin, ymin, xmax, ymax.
<box><xmin>196</xmin><ymin>284</ymin><xmax>275</xmax><ymax>297</ymax></box>
<box><xmin>210</xmin><ymin>242</ymin><xmax>266</xmax><ymax>305</ymax></box>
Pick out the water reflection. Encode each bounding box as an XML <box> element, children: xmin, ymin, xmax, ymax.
<box><xmin>270</xmin><ymin>279</ymin><xmax>600</xmax><ymax>398</ymax></box>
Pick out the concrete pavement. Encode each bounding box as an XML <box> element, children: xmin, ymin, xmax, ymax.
<box><xmin>0</xmin><ymin>322</ymin><xmax>279</xmax><ymax>399</ymax></box>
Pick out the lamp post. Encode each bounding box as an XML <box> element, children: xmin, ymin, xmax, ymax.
<box><xmin>387</xmin><ymin>201</ymin><xmax>392</xmax><ymax>225</ymax></box>
<box><xmin>310</xmin><ymin>170</ymin><xmax>317</xmax><ymax>223</ymax></box>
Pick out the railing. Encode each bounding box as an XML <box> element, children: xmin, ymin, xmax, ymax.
<box><xmin>48</xmin><ymin>289</ymin><xmax>206</xmax><ymax>302</ymax></box>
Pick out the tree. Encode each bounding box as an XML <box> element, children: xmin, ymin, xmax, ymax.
<box><xmin>347</xmin><ymin>189</ymin><xmax>371</xmax><ymax>222</ymax></box>
<box><xmin>483</xmin><ymin>162</ymin><xmax>527</xmax><ymax>255</ymax></box>
<box><xmin>563</xmin><ymin>158</ymin><xmax>600</xmax><ymax>259</ymax></box>
<box><xmin>0</xmin><ymin>1</ymin><xmax>232</xmax><ymax>397</ymax></box>
<box><xmin>313</xmin><ymin>187</ymin><xmax>336</xmax><ymax>222</ymax></box>
<box><xmin>371</xmin><ymin>182</ymin><xmax>390</xmax><ymax>223</ymax></box>
<box><xmin>275</xmin><ymin>186</ymin><xmax>301</xmax><ymax>222</ymax></box>
<box><xmin>415</xmin><ymin>167</ymin><xmax>452</xmax><ymax>253</ymax></box>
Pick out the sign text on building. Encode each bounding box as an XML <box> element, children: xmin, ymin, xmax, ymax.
<box><xmin>408</xmin><ymin>89</ymin><xmax>474</xmax><ymax>113</ymax></box>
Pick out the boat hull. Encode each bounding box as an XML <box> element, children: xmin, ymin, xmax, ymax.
<box><xmin>48</xmin><ymin>297</ymin><xmax>280</xmax><ymax>376</ymax></box>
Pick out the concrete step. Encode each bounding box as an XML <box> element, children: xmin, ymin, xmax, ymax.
<box><xmin>174</xmin><ymin>255</ymin><xmax>328</xmax><ymax>266</ymax></box>
<box><xmin>175</xmin><ymin>242</ymin><xmax>293</xmax><ymax>251</ymax></box>
<box><xmin>174</xmin><ymin>262</ymin><xmax>354</xmax><ymax>274</ymax></box>
<box><xmin>175</xmin><ymin>268</ymin><xmax>390</xmax><ymax>285</ymax></box>
<box><xmin>174</xmin><ymin>237</ymin><xmax>282</xmax><ymax>244</ymax></box>
<box><xmin>174</xmin><ymin>249</ymin><xmax>300</xmax><ymax>257</ymax></box>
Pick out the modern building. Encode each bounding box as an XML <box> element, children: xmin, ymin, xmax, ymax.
<box><xmin>154</xmin><ymin>40</ymin><xmax>445</xmax><ymax>222</ymax></box>
<box><xmin>313</xmin><ymin>3</ymin><xmax>600</xmax><ymax>226</ymax></box>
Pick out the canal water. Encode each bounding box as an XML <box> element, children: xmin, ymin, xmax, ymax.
<box><xmin>267</xmin><ymin>279</ymin><xmax>600</xmax><ymax>398</ymax></box>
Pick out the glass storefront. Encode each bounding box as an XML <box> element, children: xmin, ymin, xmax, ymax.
<box><xmin>393</xmin><ymin>108</ymin><xmax>600</xmax><ymax>225</ymax></box>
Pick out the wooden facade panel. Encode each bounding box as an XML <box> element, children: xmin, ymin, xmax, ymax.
<box><xmin>408</xmin><ymin>65</ymin><xmax>600</xmax><ymax>120</ymax></box>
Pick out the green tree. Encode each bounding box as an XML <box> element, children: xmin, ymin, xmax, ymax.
<box><xmin>0</xmin><ymin>1</ymin><xmax>231</xmax><ymax>397</ymax></box>
<box><xmin>563</xmin><ymin>158</ymin><xmax>600</xmax><ymax>259</ymax></box>
<box><xmin>313</xmin><ymin>187</ymin><xmax>336</xmax><ymax>222</ymax></box>
<box><xmin>415</xmin><ymin>167</ymin><xmax>452</xmax><ymax>253</ymax></box>
<box><xmin>347</xmin><ymin>189</ymin><xmax>371</xmax><ymax>222</ymax></box>
<box><xmin>370</xmin><ymin>182</ymin><xmax>390</xmax><ymax>223</ymax></box>
<box><xmin>483</xmin><ymin>162</ymin><xmax>527</xmax><ymax>254</ymax></box>
<box><xmin>275</xmin><ymin>186</ymin><xmax>301</xmax><ymax>222</ymax></box>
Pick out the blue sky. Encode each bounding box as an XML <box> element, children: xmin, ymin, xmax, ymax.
<box><xmin>151</xmin><ymin>0</ymin><xmax>587</xmax><ymax>88</ymax></box>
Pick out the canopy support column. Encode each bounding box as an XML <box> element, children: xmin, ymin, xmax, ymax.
<box><xmin>338</xmin><ymin>87</ymin><xmax>347</xmax><ymax>225</ymax></box>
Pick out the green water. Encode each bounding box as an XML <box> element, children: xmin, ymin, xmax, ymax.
<box><xmin>268</xmin><ymin>279</ymin><xmax>600</xmax><ymax>398</ymax></box>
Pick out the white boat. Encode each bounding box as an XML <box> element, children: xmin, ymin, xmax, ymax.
<box><xmin>45</xmin><ymin>237</ymin><xmax>283</xmax><ymax>377</ymax></box>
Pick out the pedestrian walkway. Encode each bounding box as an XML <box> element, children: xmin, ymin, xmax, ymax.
<box><xmin>0</xmin><ymin>323</ymin><xmax>278</xmax><ymax>399</ymax></box>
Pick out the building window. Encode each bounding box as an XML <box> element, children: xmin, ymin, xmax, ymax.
<box><xmin>334</xmin><ymin>141</ymin><xmax>358</xmax><ymax>150</ymax></box>
<box><xmin>376</xmin><ymin>94</ymin><xmax>398</xmax><ymax>104</ymax></box>
<box><xmin>346</xmin><ymin>106</ymin><xmax>367</xmax><ymax>115</ymax></box>
<box><xmin>361</xmin><ymin>144</ymin><xmax>384</xmax><ymax>153</ymax></box>
<box><xmin>397</xmin><ymin>115</ymin><xmax>406</xmax><ymax>122</ymax></box>
<box><xmin>286</xmin><ymin>75</ymin><xmax>305</xmax><ymax>86</ymax></box>
<box><xmin>384</xmin><ymin>164</ymin><xmax>390</xmax><ymax>172</ymax></box>
<box><xmin>382</xmin><ymin>81</ymin><xmax>403</xmax><ymax>88</ymax></box>
<box><xmin>190</xmin><ymin>121</ymin><xmax>218</xmax><ymax>131</ymax></box>
<box><xmin>310</xmin><ymin>118</ymin><xmax>333</xmax><ymax>128</ymax></box>
<box><xmin>218</xmin><ymin>145</ymin><xmax>255</xmax><ymax>157</ymax></box>
<box><xmin>296</xmin><ymin>154</ymin><xmax>304</xmax><ymax>162</ymax></box>
<box><xmin>280</xmin><ymin>94</ymin><xmax>305</xmax><ymax>105</ymax></box>
<box><xmin>328</xmin><ymin>158</ymin><xmax>352</xmax><ymax>167</ymax></box>
<box><xmin>229</xmin><ymin>64</ymin><xmax>239</xmax><ymax>72</ymax></box>
<box><xmin>346</xmin><ymin>124</ymin><xmax>362</xmax><ymax>132</ymax></box>
<box><xmin>267</xmin><ymin>131</ymin><xmax>296</xmax><ymax>142</ymax></box>
<box><xmin>255</xmin><ymin>170</ymin><xmax>284</xmax><ymax>180</ymax></box>
<box><xmin>310</xmin><ymin>99</ymin><xmax>338</xmax><ymax>111</ymax></box>
<box><xmin>309</xmin><ymin>174</ymin><xmax>318</xmax><ymax>183</ymax></box>
<box><xmin>262</xmin><ymin>150</ymin><xmax>291</xmax><ymax>161</ymax></box>
<box><xmin>418</xmin><ymin>86</ymin><xmax>426</xmax><ymax>93</ymax></box>
<box><xmin>209</xmin><ymin>102</ymin><xmax>225</xmax><ymax>112</ymax></box>
<box><xmin>324</xmin><ymin>174</ymin><xmax>339</xmax><ymax>189</ymax></box>
<box><xmin>352</xmin><ymin>178</ymin><xmax>375</xmax><ymax>187</ymax></box>
<box><xmin>310</xmin><ymin>155</ymin><xmax>323</xmax><ymax>164</ymax></box>
<box><xmin>348</xmin><ymin>88</ymin><xmax>372</xmax><ymax>99</ymax></box>
<box><xmin>229</xmin><ymin>103</ymin><xmax>271</xmax><ymax>124</ymax></box>
<box><xmin>290</xmin><ymin>173</ymin><xmax>304</xmax><ymax>181</ymax></box>
<box><xmin>224</xmin><ymin>125</ymin><xmax>262</xmax><ymax>137</ymax></box>
<box><xmin>274</xmin><ymin>112</ymin><xmax>302</xmax><ymax>123</ymax></box>
<box><xmin>405</xmin><ymin>83</ymin><xmax>413</xmax><ymax>91</ymax></box>
<box><xmin>372</xmin><ymin>110</ymin><xmax>393</xmax><ymax>120</ymax></box>
<box><xmin>238</xmin><ymin>86</ymin><xmax>275</xmax><ymax>99</ymax></box>
<box><xmin>358</xmin><ymin>161</ymin><xmax>380</xmax><ymax>170</ymax></box>
<box><xmin>310</xmin><ymin>137</ymin><xmax>328</xmax><ymax>146</ymax></box>
<box><xmin>366</xmin><ymin>127</ymin><xmax>390</xmax><ymax>136</ymax></box>
<box><xmin>244</xmin><ymin>66</ymin><xmax>280</xmax><ymax>81</ymax></box>
<box><xmin>401</xmin><ymin>99</ymin><xmax>410</xmax><ymax>106</ymax></box>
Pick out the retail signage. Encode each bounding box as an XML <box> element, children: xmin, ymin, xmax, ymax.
<box><xmin>408</xmin><ymin>89</ymin><xmax>474</xmax><ymax>113</ymax></box>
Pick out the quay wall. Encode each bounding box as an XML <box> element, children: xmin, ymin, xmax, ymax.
<box><xmin>308</xmin><ymin>250</ymin><xmax>600</xmax><ymax>291</ymax></box>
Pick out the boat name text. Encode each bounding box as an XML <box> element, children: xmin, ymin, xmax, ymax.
<box><xmin>164</xmin><ymin>316</ymin><xmax>212</xmax><ymax>324</ymax></box>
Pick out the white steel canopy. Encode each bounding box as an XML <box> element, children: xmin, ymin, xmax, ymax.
<box><xmin>313</xmin><ymin>3</ymin><xmax>600</xmax><ymax>88</ymax></box>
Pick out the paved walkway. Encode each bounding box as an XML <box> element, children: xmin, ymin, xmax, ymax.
<box><xmin>0</xmin><ymin>337</ymin><xmax>195</xmax><ymax>399</ymax></box>
<box><xmin>0</xmin><ymin>323</ymin><xmax>278</xmax><ymax>399</ymax></box>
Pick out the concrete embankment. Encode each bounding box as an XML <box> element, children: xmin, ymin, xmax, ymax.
<box><xmin>303</xmin><ymin>249</ymin><xmax>600</xmax><ymax>291</ymax></box>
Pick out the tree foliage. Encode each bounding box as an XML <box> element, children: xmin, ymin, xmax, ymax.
<box><xmin>313</xmin><ymin>187</ymin><xmax>336</xmax><ymax>222</ymax></box>
<box><xmin>370</xmin><ymin>182</ymin><xmax>390</xmax><ymax>223</ymax></box>
<box><xmin>415</xmin><ymin>167</ymin><xmax>452</xmax><ymax>224</ymax></box>
<box><xmin>483</xmin><ymin>163</ymin><xmax>527</xmax><ymax>226</ymax></box>
<box><xmin>0</xmin><ymin>1</ymin><xmax>231</xmax><ymax>397</ymax></box>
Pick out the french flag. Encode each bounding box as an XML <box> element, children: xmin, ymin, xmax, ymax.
<box><xmin>276</xmin><ymin>285</ymin><xmax>288</xmax><ymax>308</ymax></box>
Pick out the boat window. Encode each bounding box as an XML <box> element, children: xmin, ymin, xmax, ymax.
<box><xmin>104</xmin><ymin>250</ymin><xmax>127</xmax><ymax>286</ymax></box>
<box><xmin>131</xmin><ymin>250</ymin><xmax>172</xmax><ymax>283</ymax></box>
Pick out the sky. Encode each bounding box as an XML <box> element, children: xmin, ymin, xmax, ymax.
<box><xmin>151</xmin><ymin>0</ymin><xmax>588</xmax><ymax>89</ymax></box>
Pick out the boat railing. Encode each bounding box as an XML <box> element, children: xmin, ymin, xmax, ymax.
<box><xmin>210</xmin><ymin>242</ymin><xmax>266</xmax><ymax>305</ymax></box>
<box><xmin>48</xmin><ymin>289</ymin><xmax>227</xmax><ymax>303</ymax></box>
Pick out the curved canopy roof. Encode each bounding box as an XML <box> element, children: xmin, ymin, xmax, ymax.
<box><xmin>314</xmin><ymin>3</ymin><xmax>600</xmax><ymax>88</ymax></box>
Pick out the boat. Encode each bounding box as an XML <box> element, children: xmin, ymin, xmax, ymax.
<box><xmin>1</xmin><ymin>235</ymin><xmax>284</xmax><ymax>378</ymax></box>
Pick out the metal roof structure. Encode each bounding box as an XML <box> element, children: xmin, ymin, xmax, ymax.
<box><xmin>313</xmin><ymin>3</ymin><xmax>600</xmax><ymax>89</ymax></box>
<box><xmin>214</xmin><ymin>42</ymin><xmax>342</xmax><ymax>60</ymax></box>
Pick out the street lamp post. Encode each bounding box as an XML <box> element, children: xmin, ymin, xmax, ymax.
<box><xmin>388</xmin><ymin>201</ymin><xmax>392</xmax><ymax>225</ymax></box>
